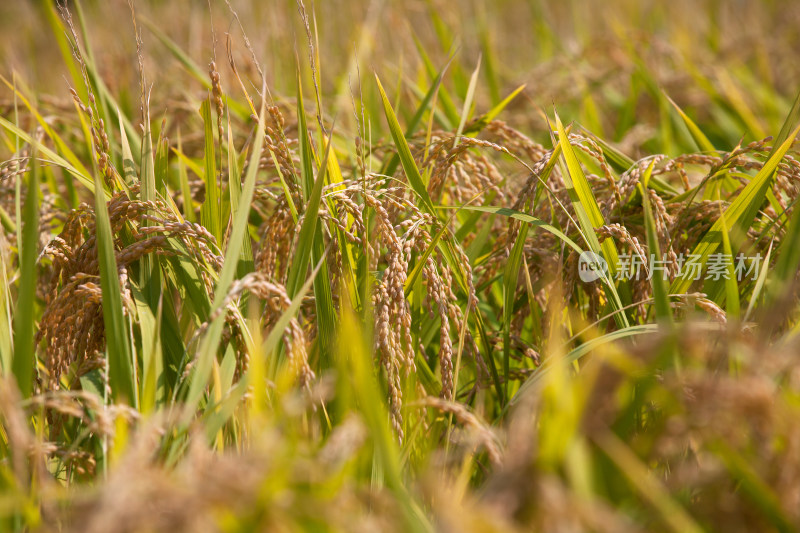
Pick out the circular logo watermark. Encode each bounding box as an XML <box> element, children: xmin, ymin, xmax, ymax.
<box><xmin>578</xmin><ymin>251</ymin><xmax>608</xmax><ymax>282</ymax></box>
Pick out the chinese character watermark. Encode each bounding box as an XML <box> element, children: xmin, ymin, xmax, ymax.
<box><xmin>578</xmin><ymin>251</ymin><xmax>609</xmax><ymax>282</ymax></box>
<box><xmin>579</xmin><ymin>252</ymin><xmax>762</xmax><ymax>283</ymax></box>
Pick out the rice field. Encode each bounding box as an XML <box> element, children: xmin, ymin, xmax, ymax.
<box><xmin>2</xmin><ymin>0</ymin><xmax>800</xmax><ymax>531</ymax></box>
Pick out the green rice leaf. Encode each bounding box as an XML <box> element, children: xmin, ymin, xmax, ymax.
<box><xmin>554</xmin><ymin>113</ymin><xmax>620</xmax><ymax>273</ymax></box>
<box><xmin>139</xmin><ymin>102</ymin><xmax>161</xmax><ymax>310</ymax></box>
<box><xmin>639</xmin><ymin>160</ymin><xmax>672</xmax><ymax>324</ymax></box>
<box><xmin>375</xmin><ymin>74</ymin><xmax>436</xmax><ymax>215</ymax></box>
<box><xmin>664</xmin><ymin>93</ymin><xmax>716</xmax><ymax>153</ymax></box>
<box><xmin>744</xmin><ymin>241</ymin><xmax>772</xmax><ymax>322</ymax></box>
<box><xmin>382</xmin><ymin>57</ymin><xmax>453</xmax><ymax>178</ymax></box>
<box><xmin>595</xmin><ymin>431</ymin><xmax>704</xmax><ymax>533</ymax></box>
<box><xmin>554</xmin><ymin>114</ymin><xmax>629</xmax><ymax>327</ymax></box>
<box><xmin>0</xmin><ymin>74</ymin><xmax>93</xmax><ymax>185</ymax></box>
<box><xmin>0</xmin><ymin>116</ymin><xmax>97</xmax><ymax>194</ymax></box>
<box><xmin>184</xmin><ymin>95</ymin><xmax>267</xmax><ymax>416</ymax></box>
<box><xmin>455</xmin><ymin>205</ymin><xmax>583</xmax><ymax>254</ymax></box>
<box><xmin>337</xmin><ymin>303</ymin><xmax>432</xmax><ymax>532</ymax></box>
<box><xmin>717</xmin><ymin>197</ymin><xmax>740</xmax><ymax>319</ymax></box>
<box><xmin>513</xmin><ymin>325</ymin><xmax>660</xmax><ymax>404</ymax></box>
<box><xmin>132</xmin><ymin>282</ymin><xmax>163</xmax><ymax>412</ymax></box>
<box><xmin>454</xmin><ymin>55</ymin><xmax>481</xmax><ymax>146</ymax></box>
<box><xmin>199</xmin><ymin>99</ymin><xmax>221</xmax><ymax>242</ymax></box>
<box><xmin>227</xmin><ymin>118</ymin><xmax>254</xmax><ymax>278</ymax></box>
<box><xmin>463</xmin><ymin>83</ymin><xmax>526</xmax><ymax>135</ymax></box>
<box><xmin>412</xmin><ymin>33</ymin><xmax>458</xmax><ymax>128</ymax></box>
<box><xmin>118</xmin><ymin>108</ymin><xmax>138</xmax><ymax>189</ymax></box>
<box><xmin>11</xmin><ymin>155</ymin><xmax>39</xmax><ymax>398</ymax></box>
<box><xmin>288</xmin><ymin>84</ymin><xmax>337</xmax><ymax>360</ymax></box>
<box><xmin>175</xmin><ymin>128</ymin><xmax>195</xmax><ymax>223</ymax></box>
<box><xmin>671</xmin><ymin>125</ymin><xmax>800</xmax><ymax>295</ymax></box>
<box><xmin>94</xmin><ymin>168</ymin><xmax>136</xmax><ymax>406</ymax></box>
<box><xmin>503</xmin><ymin>222</ymin><xmax>528</xmax><ymax>397</ymax></box>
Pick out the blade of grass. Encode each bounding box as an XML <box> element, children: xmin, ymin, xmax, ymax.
<box><xmin>0</xmin><ymin>116</ymin><xmax>97</xmax><ymax>194</ymax></box>
<box><xmin>227</xmin><ymin>117</ymin><xmax>254</xmax><ymax>278</ymax></box>
<box><xmin>554</xmin><ymin>113</ymin><xmax>620</xmax><ymax>275</ymax></box>
<box><xmin>175</xmin><ymin>128</ymin><xmax>195</xmax><ymax>223</ymax></box>
<box><xmin>199</xmin><ymin>99</ymin><xmax>221</xmax><ymax>242</ymax></box>
<box><xmin>0</xmin><ymin>74</ymin><xmax>93</xmax><ymax>184</ymax></box>
<box><xmin>11</xmin><ymin>153</ymin><xmax>39</xmax><ymax>398</ymax></box>
<box><xmin>503</xmin><ymin>221</ymin><xmax>528</xmax><ymax>398</ymax></box>
<box><xmin>512</xmin><ymin>325</ymin><xmax>659</xmax><ymax>405</ymax></box>
<box><xmin>453</xmin><ymin>55</ymin><xmax>481</xmax><ymax>146</ymax></box>
<box><xmin>717</xmin><ymin>196</ymin><xmax>740</xmax><ymax>320</ymax></box>
<box><xmin>93</xmin><ymin>167</ymin><xmax>136</xmax><ymax>406</ymax></box>
<box><xmin>455</xmin><ymin>206</ymin><xmax>584</xmax><ymax>254</ymax></box>
<box><xmin>664</xmin><ymin>92</ymin><xmax>716</xmax><ymax>153</ymax></box>
<box><xmin>288</xmin><ymin>84</ymin><xmax>337</xmax><ymax>360</ymax></box>
<box><xmin>594</xmin><ymin>431</ymin><xmax>704</xmax><ymax>533</ymax></box>
<box><xmin>337</xmin><ymin>301</ymin><xmax>432</xmax><ymax>532</ymax></box>
<box><xmin>462</xmin><ymin>83</ymin><xmax>526</xmax><ymax>136</ymax></box>
<box><xmin>554</xmin><ymin>114</ymin><xmax>629</xmax><ymax>327</ymax></box>
<box><xmin>118</xmin><ymin>108</ymin><xmax>138</xmax><ymax>189</ymax></box>
<box><xmin>412</xmin><ymin>33</ymin><xmax>458</xmax><ymax>128</ymax></box>
<box><xmin>639</xmin><ymin>160</ymin><xmax>672</xmax><ymax>324</ymax></box>
<box><xmin>670</xmin><ymin>125</ymin><xmax>800</xmax><ymax>295</ymax></box>
<box><xmin>744</xmin><ymin>241</ymin><xmax>772</xmax><ymax>322</ymax></box>
<box><xmin>171</xmin><ymin>145</ymin><xmax>204</xmax><ymax>179</ymax></box>
<box><xmin>139</xmin><ymin>102</ymin><xmax>162</xmax><ymax>312</ymax></box>
<box><xmin>132</xmin><ymin>283</ymin><xmax>163</xmax><ymax>412</ymax></box>
<box><xmin>381</xmin><ymin>57</ymin><xmax>453</xmax><ymax>178</ymax></box>
<box><xmin>375</xmin><ymin>74</ymin><xmax>435</xmax><ymax>214</ymax></box>
<box><xmin>0</xmin><ymin>218</ymin><xmax>12</xmax><ymax>373</ymax></box>
<box><xmin>183</xmin><ymin>95</ymin><xmax>267</xmax><ymax>417</ymax></box>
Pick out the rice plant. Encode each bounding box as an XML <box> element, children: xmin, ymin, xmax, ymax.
<box><xmin>2</xmin><ymin>0</ymin><xmax>800</xmax><ymax>531</ymax></box>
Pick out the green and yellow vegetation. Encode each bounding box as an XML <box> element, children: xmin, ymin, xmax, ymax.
<box><xmin>2</xmin><ymin>0</ymin><xmax>800</xmax><ymax>531</ymax></box>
